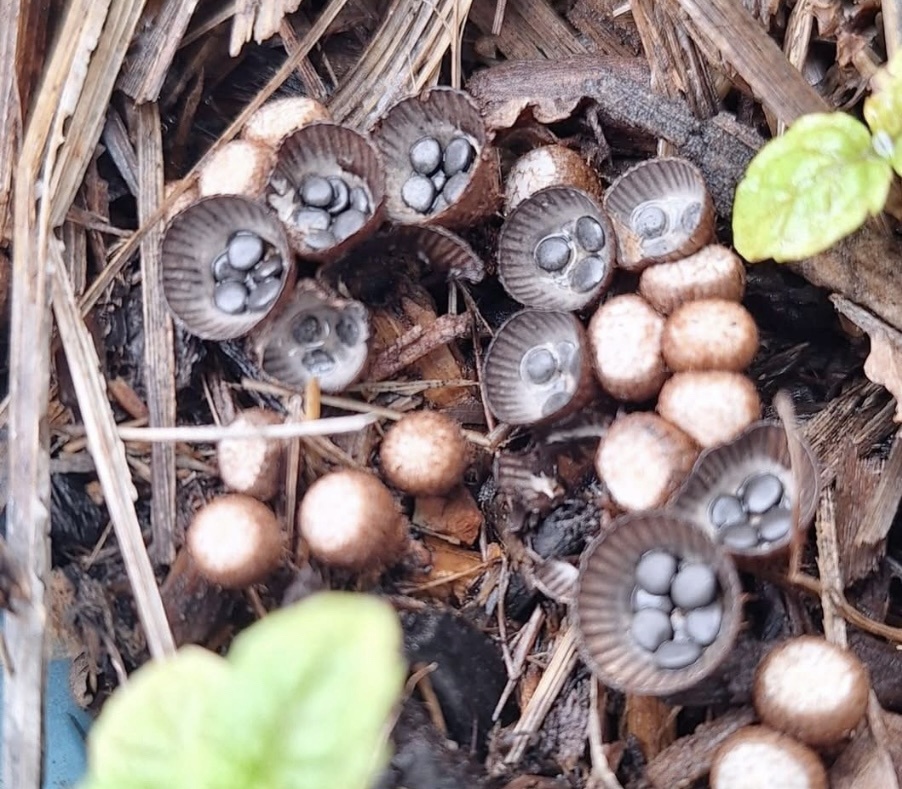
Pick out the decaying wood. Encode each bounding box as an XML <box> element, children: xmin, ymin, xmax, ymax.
<box><xmin>671</xmin><ymin>0</ymin><xmax>828</xmax><ymax>127</ymax></box>
<box><xmin>623</xmin><ymin>695</ymin><xmax>676</xmax><ymax>760</ymax></box>
<box><xmin>136</xmin><ymin>101</ymin><xmax>177</xmax><ymax>565</ymax></box>
<box><xmin>834</xmin><ymin>449</ymin><xmax>884</xmax><ymax>585</ymax></box>
<box><xmin>118</xmin><ymin>0</ymin><xmax>201</xmax><ymax>102</ymax></box>
<box><xmin>467</xmin><ymin>55</ymin><xmax>764</xmax><ymax>214</ymax></box>
<box><xmin>469</xmin><ymin>0</ymin><xmax>588</xmax><ymax>61</ymax></box>
<box><xmin>230</xmin><ymin>0</ymin><xmax>302</xmax><ymax>57</ymax></box>
<box><xmin>329</xmin><ymin>0</ymin><xmax>474</xmax><ymax>128</ymax></box>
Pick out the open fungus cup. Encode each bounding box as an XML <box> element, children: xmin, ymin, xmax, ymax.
<box><xmin>265</xmin><ymin>122</ymin><xmax>386</xmax><ymax>262</ymax></box>
<box><xmin>604</xmin><ymin>157</ymin><xmax>715</xmax><ymax>272</ymax></box>
<box><xmin>483</xmin><ymin>309</ymin><xmax>595</xmax><ymax>426</ymax></box>
<box><xmin>671</xmin><ymin>420</ymin><xmax>820</xmax><ymax>566</ymax></box>
<box><xmin>370</xmin><ymin>86</ymin><xmax>501</xmax><ymax>229</ymax></box>
<box><xmin>498</xmin><ymin>186</ymin><xmax>616</xmax><ymax>311</ymax></box>
<box><xmin>252</xmin><ymin>280</ymin><xmax>371</xmax><ymax>394</ymax></box>
<box><xmin>575</xmin><ymin>511</ymin><xmax>742</xmax><ymax>696</ymax></box>
<box><xmin>161</xmin><ymin>195</ymin><xmax>295</xmax><ymax>340</ymax></box>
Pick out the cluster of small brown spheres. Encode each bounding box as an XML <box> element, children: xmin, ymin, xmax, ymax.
<box><xmin>186</xmin><ymin>406</ymin><xmax>470</xmax><ymax>589</ymax></box>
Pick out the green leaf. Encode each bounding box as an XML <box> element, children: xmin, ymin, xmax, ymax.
<box><xmin>895</xmin><ymin>137</ymin><xmax>902</xmax><ymax>177</ymax></box>
<box><xmin>78</xmin><ymin>593</ymin><xmax>405</xmax><ymax>789</ymax></box>
<box><xmin>226</xmin><ymin>592</ymin><xmax>406</xmax><ymax>789</ymax></box>
<box><xmin>732</xmin><ymin>112</ymin><xmax>893</xmax><ymax>261</ymax></box>
<box><xmin>864</xmin><ymin>51</ymin><xmax>902</xmax><ymax>140</ymax></box>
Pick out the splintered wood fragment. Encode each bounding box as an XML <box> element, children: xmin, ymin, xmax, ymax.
<box><xmin>779</xmin><ymin>0</ymin><xmax>815</xmax><ymax>134</ymax></box>
<box><xmin>885</xmin><ymin>0</ymin><xmax>902</xmax><ymax>58</ymax></box>
<box><xmin>814</xmin><ymin>487</ymin><xmax>845</xmax><ymax>646</ymax></box>
<box><xmin>51</xmin><ymin>245</ymin><xmax>176</xmax><ymax>659</ymax></box>
<box><xmin>229</xmin><ymin>0</ymin><xmax>303</xmax><ymax>57</ymax></box>
<box><xmin>49</xmin><ymin>0</ymin><xmax>150</xmax><ymax>227</ymax></box>
<box><xmin>329</xmin><ymin>0</ymin><xmax>475</xmax><ymax>128</ymax></box>
<box><xmin>854</xmin><ymin>431</ymin><xmax>902</xmax><ymax>546</ymax></box>
<box><xmin>503</xmin><ymin>624</ymin><xmax>579</xmax><ymax>765</ymax></box>
<box><xmin>834</xmin><ymin>448</ymin><xmax>884</xmax><ymax>585</ymax></box>
<box><xmin>468</xmin><ymin>0</ymin><xmax>587</xmax><ymax>61</ymax></box>
<box><xmin>566</xmin><ymin>0</ymin><xmax>637</xmax><ymax>57</ymax></box>
<box><xmin>466</xmin><ymin>55</ymin><xmax>763</xmax><ymax>214</ymax></box>
<box><xmin>0</xmin><ymin>535</ymin><xmax>29</xmax><ymax>611</ymax></box>
<box><xmin>624</xmin><ymin>695</ymin><xmax>676</xmax><ymax>761</ymax></box>
<box><xmin>588</xmin><ymin>681</ymin><xmax>624</xmax><ymax>789</ymax></box>
<box><xmin>672</xmin><ymin>0</ymin><xmax>828</xmax><ymax>127</ymax></box>
<box><xmin>278</xmin><ymin>16</ymin><xmax>329</xmax><ymax>101</ymax></box>
<box><xmin>118</xmin><ymin>0</ymin><xmax>201</xmax><ymax>102</ymax></box>
<box><xmin>645</xmin><ymin>706</ymin><xmax>757</xmax><ymax>788</ymax></box>
<box><xmin>0</xmin><ymin>0</ymin><xmax>22</xmax><ymax>242</ymax></box>
<box><xmin>136</xmin><ymin>102</ymin><xmax>177</xmax><ymax>565</ymax></box>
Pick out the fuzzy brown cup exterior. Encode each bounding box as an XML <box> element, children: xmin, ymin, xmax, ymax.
<box><xmin>483</xmin><ymin>310</ymin><xmax>595</xmax><ymax>426</ymax></box>
<box><xmin>604</xmin><ymin>157</ymin><xmax>715</xmax><ymax>272</ymax></box>
<box><xmin>575</xmin><ymin>511</ymin><xmax>742</xmax><ymax>696</ymax></box>
<box><xmin>242</xmin><ymin>96</ymin><xmax>332</xmax><ymax>149</ymax></box>
<box><xmin>253</xmin><ymin>279</ymin><xmax>371</xmax><ymax>393</ymax></box>
<box><xmin>504</xmin><ymin>144</ymin><xmax>603</xmax><ymax>214</ymax></box>
<box><xmin>297</xmin><ymin>469</ymin><xmax>407</xmax><ymax>572</ymax></box>
<box><xmin>217</xmin><ymin>408</ymin><xmax>285</xmax><ymax>500</ymax></box>
<box><xmin>187</xmin><ymin>494</ymin><xmax>284</xmax><ymax>588</ymax></box>
<box><xmin>161</xmin><ymin>195</ymin><xmax>296</xmax><ymax>340</ymax></box>
<box><xmin>639</xmin><ymin>245</ymin><xmax>747</xmax><ymax>314</ymax></box>
<box><xmin>588</xmin><ymin>294</ymin><xmax>668</xmax><ymax>402</ymax></box>
<box><xmin>662</xmin><ymin>299</ymin><xmax>759</xmax><ymax>372</ymax></box>
<box><xmin>710</xmin><ymin>726</ymin><xmax>827</xmax><ymax>789</ymax></box>
<box><xmin>657</xmin><ymin>371</ymin><xmax>761</xmax><ymax>448</ymax></box>
<box><xmin>198</xmin><ymin>139</ymin><xmax>275</xmax><ymax>199</ymax></box>
<box><xmin>265</xmin><ymin>122</ymin><xmax>386</xmax><ymax>262</ymax></box>
<box><xmin>380</xmin><ymin>410</ymin><xmax>469</xmax><ymax>496</ymax></box>
<box><xmin>370</xmin><ymin>86</ymin><xmax>501</xmax><ymax>229</ymax></box>
<box><xmin>754</xmin><ymin>636</ymin><xmax>870</xmax><ymax>748</ymax></box>
<box><xmin>597</xmin><ymin>413</ymin><xmax>698</xmax><ymax>512</ymax></box>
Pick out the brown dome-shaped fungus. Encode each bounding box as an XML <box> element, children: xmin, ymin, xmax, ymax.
<box><xmin>265</xmin><ymin>122</ymin><xmax>386</xmax><ymax>262</ymax></box>
<box><xmin>753</xmin><ymin>636</ymin><xmax>870</xmax><ymax>748</ymax></box>
<box><xmin>161</xmin><ymin>195</ymin><xmax>295</xmax><ymax>340</ymax></box>
<box><xmin>253</xmin><ymin>280</ymin><xmax>371</xmax><ymax>394</ymax></box>
<box><xmin>576</xmin><ymin>511</ymin><xmax>742</xmax><ymax>696</ymax></box>
<box><xmin>498</xmin><ymin>186</ymin><xmax>616</xmax><ymax>311</ymax></box>
<box><xmin>217</xmin><ymin>408</ymin><xmax>286</xmax><ymax>501</ymax></box>
<box><xmin>483</xmin><ymin>309</ymin><xmax>595</xmax><ymax>426</ymax></box>
<box><xmin>297</xmin><ymin>469</ymin><xmax>407</xmax><ymax>572</ymax></box>
<box><xmin>657</xmin><ymin>371</ymin><xmax>761</xmax><ymax>448</ymax></box>
<box><xmin>370</xmin><ymin>87</ymin><xmax>501</xmax><ymax>229</ymax></box>
<box><xmin>639</xmin><ymin>245</ymin><xmax>747</xmax><ymax>314</ymax></box>
<box><xmin>604</xmin><ymin>157</ymin><xmax>715</xmax><ymax>272</ymax></box>
<box><xmin>242</xmin><ymin>96</ymin><xmax>332</xmax><ymax>149</ymax></box>
<box><xmin>672</xmin><ymin>420</ymin><xmax>820</xmax><ymax>564</ymax></box>
<box><xmin>197</xmin><ymin>139</ymin><xmax>274</xmax><ymax>199</ymax></box>
<box><xmin>587</xmin><ymin>294</ymin><xmax>668</xmax><ymax>402</ymax></box>
<box><xmin>662</xmin><ymin>298</ymin><xmax>759</xmax><ymax>372</ymax></box>
<box><xmin>504</xmin><ymin>144</ymin><xmax>603</xmax><ymax>214</ymax></box>
<box><xmin>710</xmin><ymin>726</ymin><xmax>827</xmax><ymax>789</ymax></box>
<box><xmin>187</xmin><ymin>494</ymin><xmax>284</xmax><ymax>588</ymax></box>
<box><xmin>380</xmin><ymin>410</ymin><xmax>469</xmax><ymax>496</ymax></box>
<box><xmin>596</xmin><ymin>413</ymin><xmax>698</xmax><ymax>512</ymax></box>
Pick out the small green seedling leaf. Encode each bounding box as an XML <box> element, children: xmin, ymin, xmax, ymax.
<box><xmin>864</xmin><ymin>51</ymin><xmax>902</xmax><ymax>142</ymax></box>
<box><xmin>78</xmin><ymin>592</ymin><xmax>406</xmax><ymax>789</ymax></box>
<box><xmin>732</xmin><ymin>112</ymin><xmax>893</xmax><ymax>262</ymax></box>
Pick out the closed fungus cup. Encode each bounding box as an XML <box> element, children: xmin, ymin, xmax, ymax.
<box><xmin>671</xmin><ymin>420</ymin><xmax>819</xmax><ymax>563</ymax></box>
<box><xmin>370</xmin><ymin>86</ymin><xmax>501</xmax><ymax>229</ymax></box>
<box><xmin>587</xmin><ymin>293</ymin><xmax>668</xmax><ymax>402</ymax></box>
<box><xmin>575</xmin><ymin>511</ymin><xmax>742</xmax><ymax>696</ymax></box>
<box><xmin>483</xmin><ymin>310</ymin><xmax>595</xmax><ymax>426</ymax></box>
<box><xmin>265</xmin><ymin>122</ymin><xmax>386</xmax><ymax>262</ymax></box>
<box><xmin>662</xmin><ymin>298</ymin><xmax>759</xmax><ymax>372</ymax></box>
<box><xmin>253</xmin><ymin>280</ymin><xmax>370</xmax><ymax>393</ymax></box>
<box><xmin>217</xmin><ymin>408</ymin><xmax>285</xmax><ymax>501</ymax></box>
<box><xmin>604</xmin><ymin>157</ymin><xmax>715</xmax><ymax>272</ymax></box>
<box><xmin>498</xmin><ymin>186</ymin><xmax>616</xmax><ymax>311</ymax></box>
<box><xmin>161</xmin><ymin>195</ymin><xmax>296</xmax><ymax>340</ymax></box>
<box><xmin>504</xmin><ymin>144</ymin><xmax>603</xmax><ymax>214</ymax></box>
<box><xmin>380</xmin><ymin>410</ymin><xmax>470</xmax><ymax>496</ymax></box>
<box><xmin>197</xmin><ymin>139</ymin><xmax>275</xmax><ymax>199</ymax></box>
<box><xmin>753</xmin><ymin>636</ymin><xmax>870</xmax><ymax>748</ymax></box>
<box><xmin>297</xmin><ymin>469</ymin><xmax>408</xmax><ymax>572</ymax></box>
<box><xmin>186</xmin><ymin>494</ymin><xmax>284</xmax><ymax>588</ymax></box>
<box><xmin>242</xmin><ymin>96</ymin><xmax>332</xmax><ymax>149</ymax></box>
<box><xmin>710</xmin><ymin>726</ymin><xmax>827</xmax><ymax>789</ymax></box>
<box><xmin>639</xmin><ymin>245</ymin><xmax>747</xmax><ymax>315</ymax></box>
